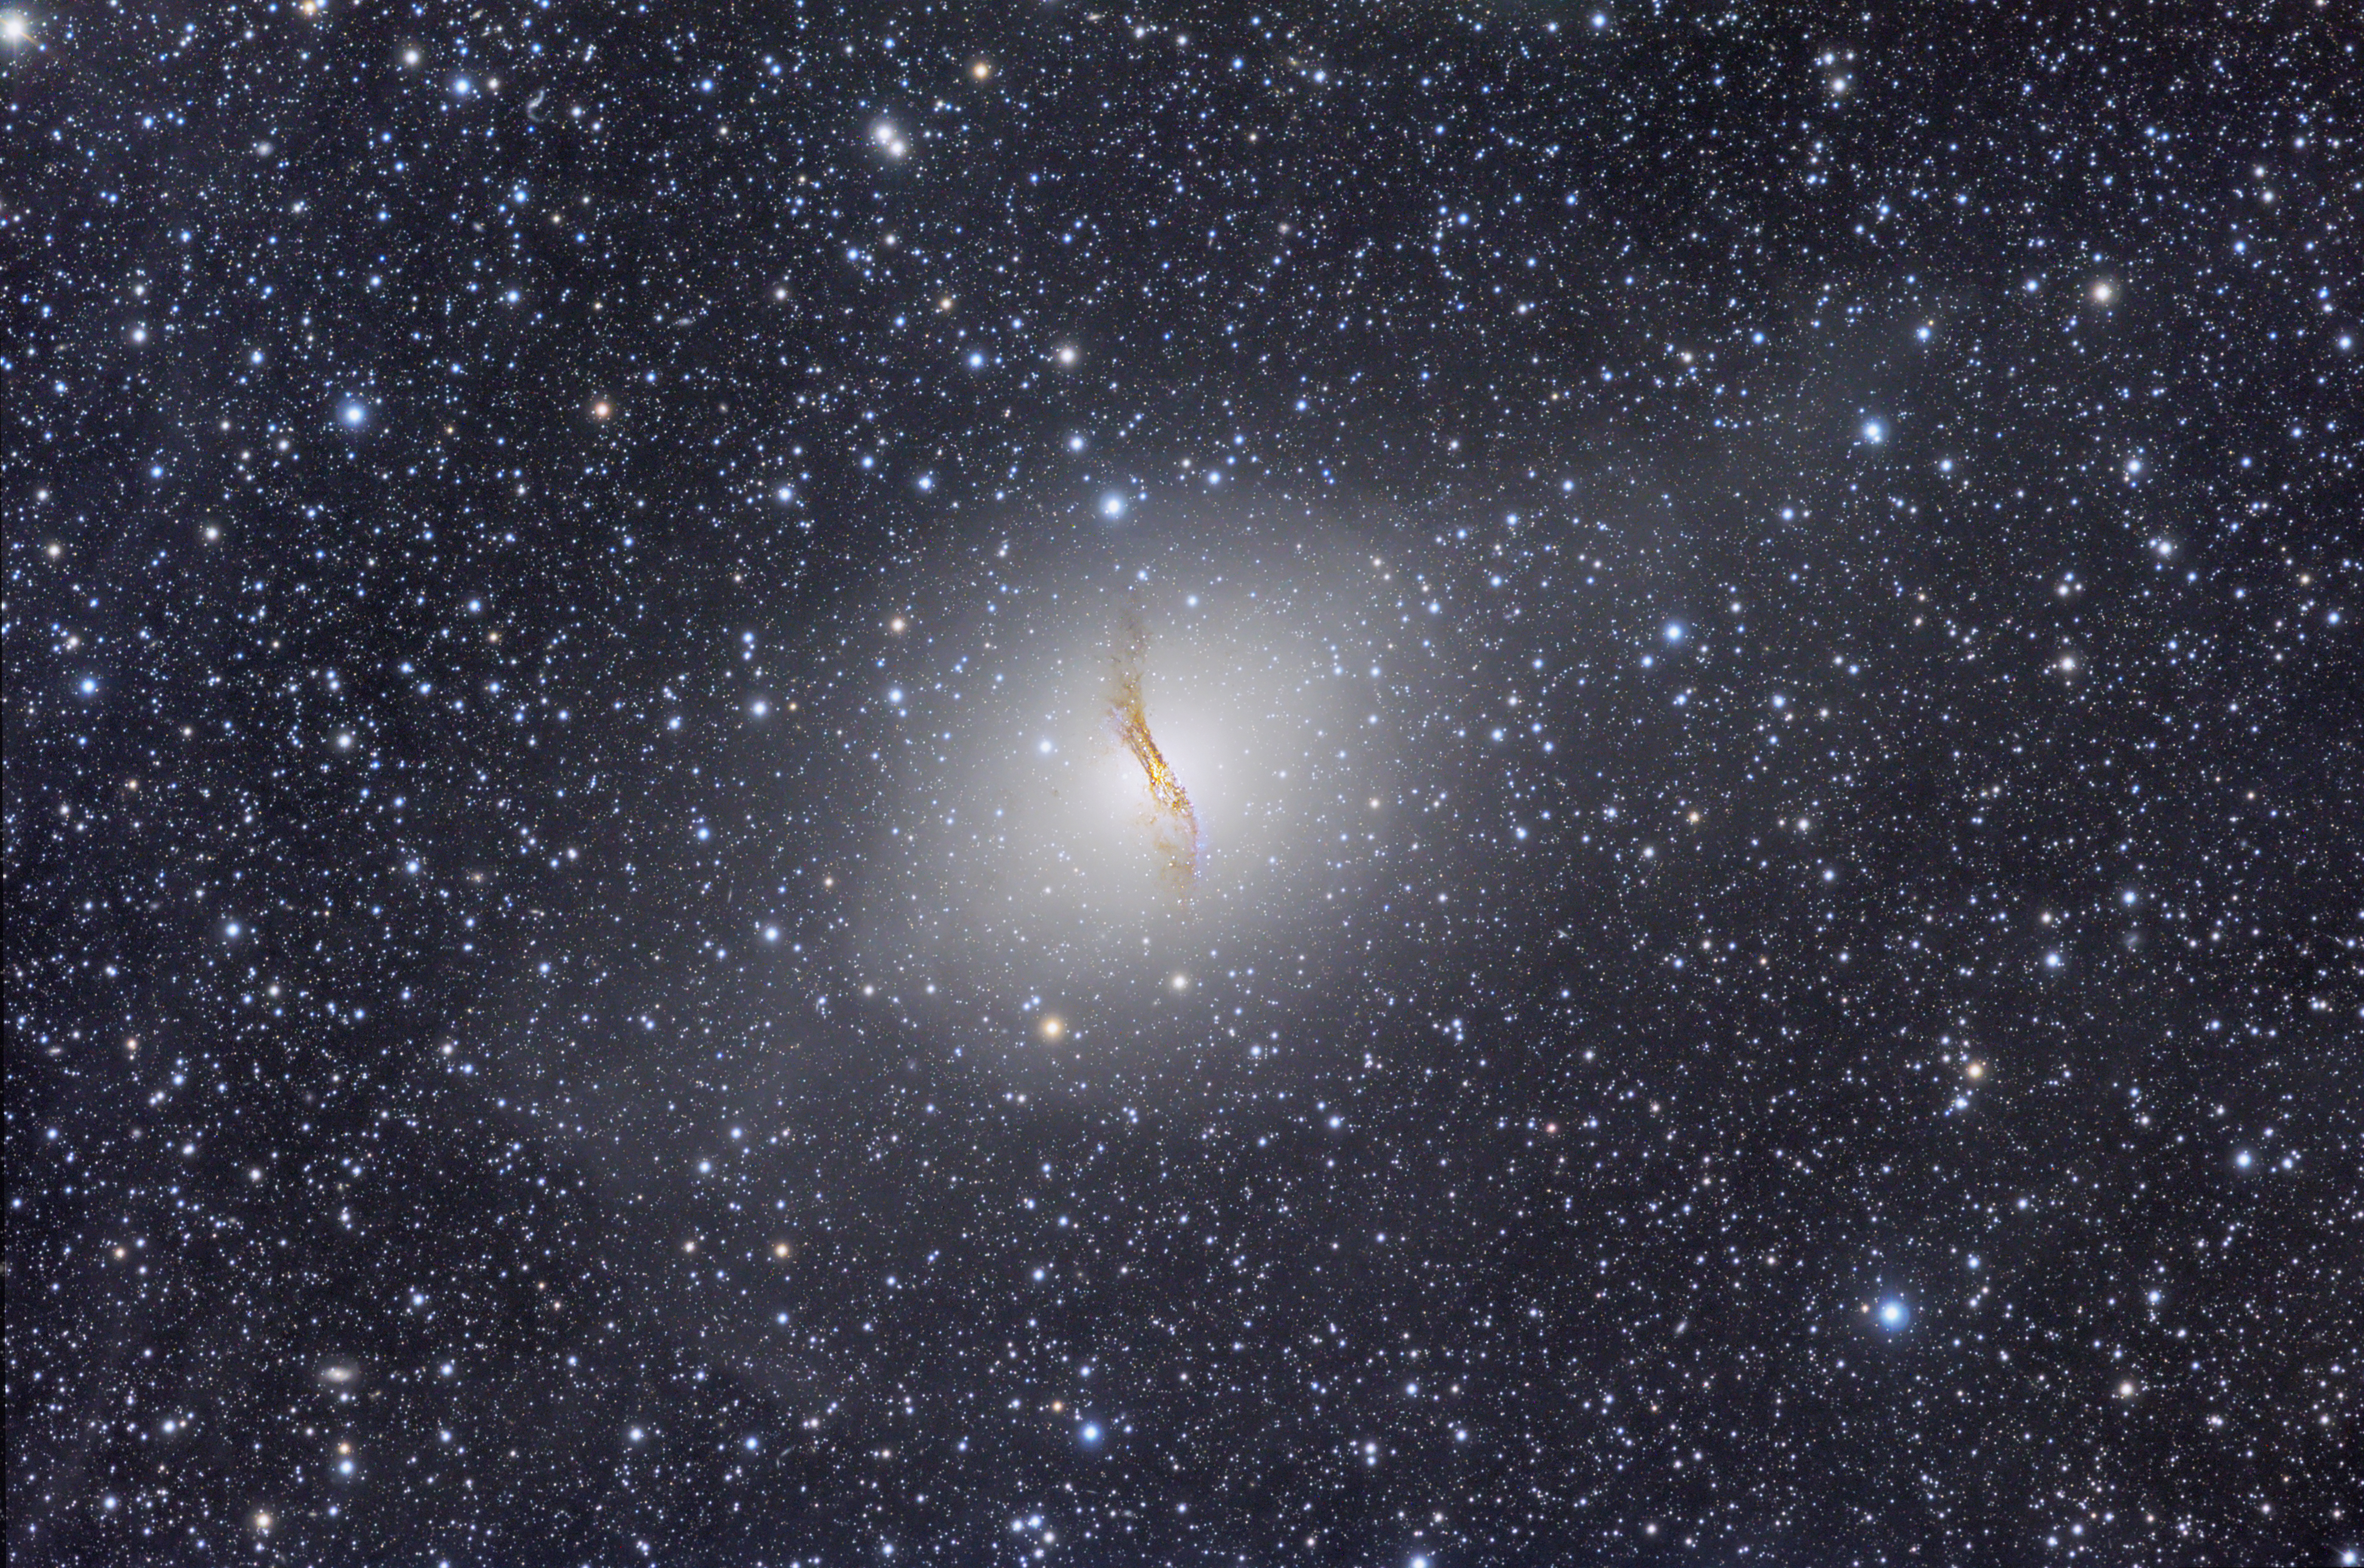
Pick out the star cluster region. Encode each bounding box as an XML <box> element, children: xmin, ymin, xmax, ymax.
<box><xmin>6</xmin><ymin>1</ymin><xmax>2360</xmax><ymax>1564</ymax></box>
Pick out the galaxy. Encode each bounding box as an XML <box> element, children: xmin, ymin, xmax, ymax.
<box><xmin>6</xmin><ymin>2</ymin><xmax>2359</xmax><ymax>1565</ymax></box>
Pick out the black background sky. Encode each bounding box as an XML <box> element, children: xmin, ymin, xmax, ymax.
<box><xmin>7</xmin><ymin>0</ymin><xmax>2360</xmax><ymax>1563</ymax></box>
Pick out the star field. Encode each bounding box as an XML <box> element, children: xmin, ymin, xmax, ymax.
<box><xmin>7</xmin><ymin>1</ymin><xmax>2360</xmax><ymax>1563</ymax></box>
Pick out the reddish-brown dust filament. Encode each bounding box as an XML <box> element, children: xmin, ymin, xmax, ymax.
<box><xmin>1109</xmin><ymin>616</ymin><xmax>1199</xmax><ymax>894</ymax></box>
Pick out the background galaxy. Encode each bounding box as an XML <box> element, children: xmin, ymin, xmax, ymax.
<box><xmin>6</xmin><ymin>1</ymin><xmax>2360</xmax><ymax>1564</ymax></box>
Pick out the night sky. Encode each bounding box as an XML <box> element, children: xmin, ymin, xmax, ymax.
<box><xmin>7</xmin><ymin>1</ymin><xmax>2360</xmax><ymax>1563</ymax></box>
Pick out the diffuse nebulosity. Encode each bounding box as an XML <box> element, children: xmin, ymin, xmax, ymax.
<box><xmin>8</xmin><ymin>0</ymin><xmax>2357</xmax><ymax>1563</ymax></box>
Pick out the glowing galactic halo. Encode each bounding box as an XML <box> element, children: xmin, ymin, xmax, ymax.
<box><xmin>847</xmin><ymin>530</ymin><xmax>1405</xmax><ymax>1034</ymax></box>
